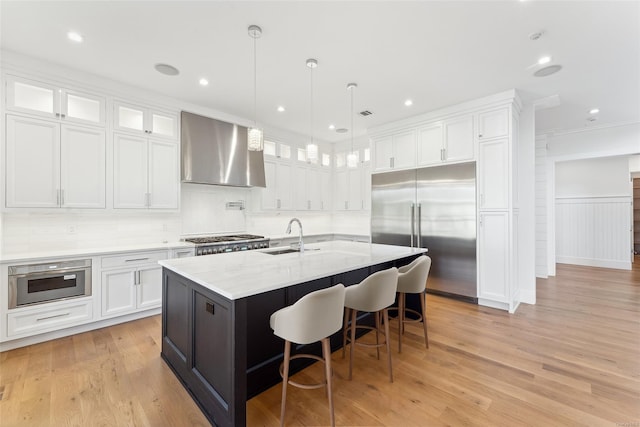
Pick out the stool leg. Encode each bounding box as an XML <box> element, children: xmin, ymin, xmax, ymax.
<box><xmin>349</xmin><ymin>308</ymin><xmax>357</xmax><ymax>380</ymax></box>
<box><xmin>342</xmin><ymin>307</ymin><xmax>350</xmax><ymax>359</ymax></box>
<box><xmin>420</xmin><ymin>291</ymin><xmax>429</xmax><ymax>349</ymax></box>
<box><xmin>280</xmin><ymin>340</ymin><xmax>291</xmax><ymax>427</ymax></box>
<box><xmin>375</xmin><ymin>311</ymin><xmax>381</xmax><ymax>360</ymax></box>
<box><xmin>383</xmin><ymin>308</ymin><xmax>393</xmax><ymax>383</ymax></box>
<box><xmin>321</xmin><ymin>338</ymin><xmax>336</xmax><ymax>427</ymax></box>
<box><xmin>398</xmin><ymin>292</ymin><xmax>405</xmax><ymax>353</ymax></box>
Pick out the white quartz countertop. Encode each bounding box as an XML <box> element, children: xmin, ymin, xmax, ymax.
<box><xmin>158</xmin><ymin>241</ymin><xmax>427</xmax><ymax>300</ymax></box>
<box><xmin>0</xmin><ymin>241</ymin><xmax>195</xmax><ymax>264</ymax></box>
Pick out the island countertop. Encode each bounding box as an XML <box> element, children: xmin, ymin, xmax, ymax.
<box><xmin>158</xmin><ymin>241</ymin><xmax>427</xmax><ymax>300</ymax></box>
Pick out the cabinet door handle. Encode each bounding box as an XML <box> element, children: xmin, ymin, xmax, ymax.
<box><xmin>56</xmin><ymin>189</ymin><xmax>61</xmax><ymax>206</ymax></box>
<box><xmin>321</xmin><ymin>201</ymin><xmax>324</xmax><ymax>210</ymax></box>
<box><xmin>61</xmin><ymin>189</ymin><xmax>65</xmax><ymax>206</ymax></box>
<box><xmin>125</xmin><ymin>258</ymin><xmax>149</xmax><ymax>263</ymax></box>
<box><xmin>37</xmin><ymin>312</ymin><xmax>70</xmax><ymax>322</ymax></box>
<box><xmin>277</xmin><ymin>199</ymin><xmax>281</xmax><ymax>209</ymax></box>
<box><xmin>307</xmin><ymin>200</ymin><xmax>311</xmax><ymax>210</ymax></box>
<box><xmin>345</xmin><ymin>201</ymin><xmax>348</xmax><ymax>210</ymax></box>
<box><xmin>479</xmin><ymin>134</ymin><xmax>483</xmax><ymax>138</ymax></box>
<box><xmin>206</xmin><ymin>302</ymin><xmax>215</xmax><ymax>315</ymax></box>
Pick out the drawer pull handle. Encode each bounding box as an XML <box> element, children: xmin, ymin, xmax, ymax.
<box><xmin>37</xmin><ymin>313</ymin><xmax>70</xmax><ymax>322</ymax></box>
<box><xmin>125</xmin><ymin>258</ymin><xmax>149</xmax><ymax>262</ymax></box>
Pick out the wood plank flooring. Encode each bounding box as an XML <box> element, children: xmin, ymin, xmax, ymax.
<box><xmin>1</xmin><ymin>260</ymin><xmax>638</xmax><ymax>426</ymax></box>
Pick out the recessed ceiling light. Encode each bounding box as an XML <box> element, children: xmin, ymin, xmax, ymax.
<box><xmin>277</xmin><ymin>106</ymin><xmax>285</xmax><ymax>112</ymax></box>
<box><xmin>199</xmin><ymin>78</ymin><xmax>209</xmax><ymax>86</ymax></box>
<box><xmin>404</xmin><ymin>99</ymin><xmax>413</xmax><ymax>107</ymax></box>
<box><xmin>67</xmin><ymin>31</ymin><xmax>83</xmax><ymax>43</ymax></box>
<box><xmin>529</xmin><ymin>31</ymin><xmax>544</xmax><ymax>41</ymax></box>
<box><xmin>328</xmin><ymin>124</ymin><xmax>335</xmax><ymax>130</ymax></box>
<box><xmin>589</xmin><ymin>108</ymin><xmax>600</xmax><ymax>114</ymax></box>
<box><xmin>336</xmin><ymin>128</ymin><xmax>348</xmax><ymax>134</ymax></box>
<box><xmin>538</xmin><ymin>56</ymin><xmax>552</xmax><ymax>65</ymax></box>
<box><xmin>154</xmin><ymin>63</ymin><xmax>180</xmax><ymax>76</ymax></box>
<box><xmin>534</xmin><ymin>64</ymin><xmax>562</xmax><ymax>77</ymax></box>
<box><xmin>587</xmin><ymin>117</ymin><xmax>597</xmax><ymax>122</ymax></box>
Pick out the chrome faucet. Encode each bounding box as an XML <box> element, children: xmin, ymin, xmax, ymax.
<box><xmin>286</xmin><ymin>218</ymin><xmax>304</xmax><ymax>253</ymax></box>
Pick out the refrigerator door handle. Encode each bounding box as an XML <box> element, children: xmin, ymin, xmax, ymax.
<box><xmin>410</xmin><ymin>203</ymin><xmax>415</xmax><ymax>248</ymax></box>
<box><xmin>417</xmin><ymin>203</ymin><xmax>422</xmax><ymax>247</ymax></box>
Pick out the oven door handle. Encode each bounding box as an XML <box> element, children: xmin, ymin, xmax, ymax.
<box><xmin>8</xmin><ymin>266</ymin><xmax>89</xmax><ymax>278</ymax></box>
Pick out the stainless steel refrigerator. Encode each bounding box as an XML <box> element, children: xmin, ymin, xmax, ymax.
<box><xmin>371</xmin><ymin>162</ymin><xmax>477</xmax><ymax>302</ymax></box>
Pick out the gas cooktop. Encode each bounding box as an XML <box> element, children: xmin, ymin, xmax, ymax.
<box><xmin>184</xmin><ymin>234</ymin><xmax>265</xmax><ymax>244</ymax></box>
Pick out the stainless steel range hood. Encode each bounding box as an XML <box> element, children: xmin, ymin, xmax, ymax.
<box><xmin>181</xmin><ymin>111</ymin><xmax>266</xmax><ymax>187</ymax></box>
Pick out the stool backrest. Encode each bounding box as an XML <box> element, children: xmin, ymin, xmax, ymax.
<box><xmin>345</xmin><ymin>267</ymin><xmax>399</xmax><ymax>312</ymax></box>
<box><xmin>397</xmin><ymin>255</ymin><xmax>432</xmax><ymax>294</ymax></box>
<box><xmin>271</xmin><ymin>284</ymin><xmax>346</xmax><ymax>345</ymax></box>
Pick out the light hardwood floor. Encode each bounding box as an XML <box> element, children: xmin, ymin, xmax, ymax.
<box><xmin>1</xmin><ymin>261</ymin><xmax>638</xmax><ymax>426</ymax></box>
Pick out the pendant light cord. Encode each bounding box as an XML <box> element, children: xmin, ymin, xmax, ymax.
<box><xmin>350</xmin><ymin>85</ymin><xmax>354</xmax><ymax>155</ymax></box>
<box><xmin>253</xmin><ymin>35</ymin><xmax>257</xmax><ymax>127</ymax></box>
<box><xmin>310</xmin><ymin>65</ymin><xmax>314</xmax><ymax>144</ymax></box>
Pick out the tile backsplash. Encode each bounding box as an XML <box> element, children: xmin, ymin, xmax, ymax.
<box><xmin>0</xmin><ymin>184</ymin><xmax>370</xmax><ymax>255</ymax></box>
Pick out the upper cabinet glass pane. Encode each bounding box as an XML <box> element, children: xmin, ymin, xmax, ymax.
<box><xmin>279</xmin><ymin>144</ymin><xmax>291</xmax><ymax>159</ymax></box>
<box><xmin>66</xmin><ymin>93</ymin><xmax>101</xmax><ymax>123</ymax></box>
<box><xmin>152</xmin><ymin>113</ymin><xmax>175</xmax><ymax>137</ymax></box>
<box><xmin>322</xmin><ymin>153</ymin><xmax>331</xmax><ymax>167</ymax></box>
<box><xmin>297</xmin><ymin>148</ymin><xmax>307</xmax><ymax>162</ymax></box>
<box><xmin>336</xmin><ymin>152</ymin><xmax>345</xmax><ymax>168</ymax></box>
<box><xmin>263</xmin><ymin>140</ymin><xmax>277</xmax><ymax>156</ymax></box>
<box><xmin>13</xmin><ymin>81</ymin><xmax>54</xmax><ymax>114</ymax></box>
<box><xmin>118</xmin><ymin>106</ymin><xmax>144</xmax><ymax>131</ymax></box>
<box><xmin>363</xmin><ymin>147</ymin><xmax>371</xmax><ymax>162</ymax></box>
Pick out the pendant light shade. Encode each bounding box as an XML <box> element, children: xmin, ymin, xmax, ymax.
<box><xmin>347</xmin><ymin>82</ymin><xmax>358</xmax><ymax>168</ymax></box>
<box><xmin>248</xmin><ymin>25</ymin><xmax>263</xmax><ymax>152</ymax></box>
<box><xmin>306</xmin><ymin>58</ymin><xmax>318</xmax><ymax>162</ymax></box>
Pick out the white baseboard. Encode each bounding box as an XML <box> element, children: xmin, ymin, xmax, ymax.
<box><xmin>556</xmin><ymin>256</ymin><xmax>631</xmax><ymax>270</ymax></box>
<box><xmin>0</xmin><ymin>308</ymin><xmax>161</xmax><ymax>352</ymax></box>
<box><xmin>478</xmin><ymin>298</ymin><xmax>509</xmax><ymax>311</ymax></box>
<box><xmin>520</xmin><ymin>289</ymin><xmax>536</xmax><ymax>305</ymax></box>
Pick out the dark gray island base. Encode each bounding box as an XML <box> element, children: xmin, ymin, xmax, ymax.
<box><xmin>160</xmin><ymin>244</ymin><xmax>424</xmax><ymax>427</ymax></box>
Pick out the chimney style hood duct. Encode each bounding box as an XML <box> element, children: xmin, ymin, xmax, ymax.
<box><xmin>181</xmin><ymin>111</ymin><xmax>266</xmax><ymax>187</ymax></box>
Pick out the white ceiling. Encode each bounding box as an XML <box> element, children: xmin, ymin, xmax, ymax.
<box><xmin>1</xmin><ymin>1</ymin><xmax>639</xmax><ymax>143</ymax></box>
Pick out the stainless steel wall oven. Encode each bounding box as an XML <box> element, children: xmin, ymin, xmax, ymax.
<box><xmin>8</xmin><ymin>259</ymin><xmax>92</xmax><ymax>309</ymax></box>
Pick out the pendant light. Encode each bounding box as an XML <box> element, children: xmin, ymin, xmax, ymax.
<box><xmin>247</xmin><ymin>25</ymin><xmax>263</xmax><ymax>151</ymax></box>
<box><xmin>306</xmin><ymin>58</ymin><xmax>319</xmax><ymax>162</ymax></box>
<box><xmin>346</xmin><ymin>83</ymin><xmax>358</xmax><ymax>168</ymax></box>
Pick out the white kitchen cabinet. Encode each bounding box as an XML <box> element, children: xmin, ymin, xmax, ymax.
<box><xmin>5</xmin><ymin>115</ymin><xmax>106</xmax><ymax>208</ymax></box>
<box><xmin>478</xmin><ymin>107</ymin><xmax>509</xmax><ymax>140</ymax></box>
<box><xmin>261</xmin><ymin>158</ymin><xmax>293</xmax><ymax>210</ymax></box>
<box><xmin>417</xmin><ymin>115</ymin><xmax>474</xmax><ymax>167</ymax></box>
<box><xmin>113</xmin><ymin>133</ymin><xmax>179</xmax><ymax>209</ymax></box>
<box><xmin>114</xmin><ymin>100</ymin><xmax>178</xmax><ymax>140</ymax></box>
<box><xmin>444</xmin><ymin>115</ymin><xmax>475</xmax><ymax>162</ymax></box>
<box><xmin>7</xmin><ymin>298</ymin><xmax>93</xmax><ymax>338</ymax></box>
<box><xmin>292</xmin><ymin>165</ymin><xmax>330</xmax><ymax>211</ymax></box>
<box><xmin>478</xmin><ymin>211</ymin><xmax>509</xmax><ymax>303</ymax></box>
<box><xmin>170</xmin><ymin>248</ymin><xmax>195</xmax><ymax>258</ymax></box>
<box><xmin>101</xmin><ymin>251</ymin><xmax>165</xmax><ymax>317</ymax></box>
<box><xmin>334</xmin><ymin>164</ymin><xmax>369</xmax><ymax>211</ymax></box>
<box><xmin>372</xmin><ymin>129</ymin><xmax>416</xmax><ymax>172</ymax></box>
<box><xmin>416</xmin><ymin>122</ymin><xmax>443</xmax><ymax>166</ymax></box>
<box><xmin>6</xmin><ymin>75</ymin><xmax>105</xmax><ymax>126</ymax></box>
<box><xmin>478</xmin><ymin>138</ymin><xmax>509</xmax><ymax>210</ymax></box>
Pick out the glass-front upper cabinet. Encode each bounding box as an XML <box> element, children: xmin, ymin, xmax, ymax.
<box><xmin>114</xmin><ymin>101</ymin><xmax>178</xmax><ymax>140</ymax></box>
<box><xmin>5</xmin><ymin>76</ymin><xmax>105</xmax><ymax>126</ymax></box>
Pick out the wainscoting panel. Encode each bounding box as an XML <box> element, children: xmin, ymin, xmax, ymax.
<box><xmin>555</xmin><ymin>197</ymin><xmax>632</xmax><ymax>270</ymax></box>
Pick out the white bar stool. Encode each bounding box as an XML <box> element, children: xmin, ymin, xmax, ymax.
<box><xmin>270</xmin><ymin>283</ymin><xmax>346</xmax><ymax>427</ymax></box>
<box><xmin>396</xmin><ymin>255</ymin><xmax>432</xmax><ymax>352</ymax></box>
<box><xmin>341</xmin><ymin>267</ymin><xmax>398</xmax><ymax>382</ymax></box>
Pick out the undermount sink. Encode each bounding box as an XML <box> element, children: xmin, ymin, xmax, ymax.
<box><xmin>263</xmin><ymin>248</ymin><xmax>300</xmax><ymax>255</ymax></box>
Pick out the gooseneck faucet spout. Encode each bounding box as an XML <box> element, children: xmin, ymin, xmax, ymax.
<box><xmin>286</xmin><ymin>218</ymin><xmax>304</xmax><ymax>253</ymax></box>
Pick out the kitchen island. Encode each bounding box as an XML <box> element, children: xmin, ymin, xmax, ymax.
<box><xmin>159</xmin><ymin>241</ymin><xmax>427</xmax><ymax>427</ymax></box>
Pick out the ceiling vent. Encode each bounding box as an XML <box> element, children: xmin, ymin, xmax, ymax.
<box><xmin>359</xmin><ymin>110</ymin><xmax>373</xmax><ymax>117</ymax></box>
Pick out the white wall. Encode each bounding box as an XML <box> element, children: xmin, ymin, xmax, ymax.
<box><xmin>555</xmin><ymin>156</ymin><xmax>631</xmax><ymax>197</ymax></box>
<box><xmin>535</xmin><ymin>135</ymin><xmax>548</xmax><ymax>278</ymax></box>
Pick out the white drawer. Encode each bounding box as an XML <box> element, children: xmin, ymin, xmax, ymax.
<box><xmin>101</xmin><ymin>250</ymin><xmax>168</xmax><ymax>269</ymax></box>
<box><xmin>8</xmin><ymin>299</ymin><xmax>93</xmax><ymax>337</ymax></box>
